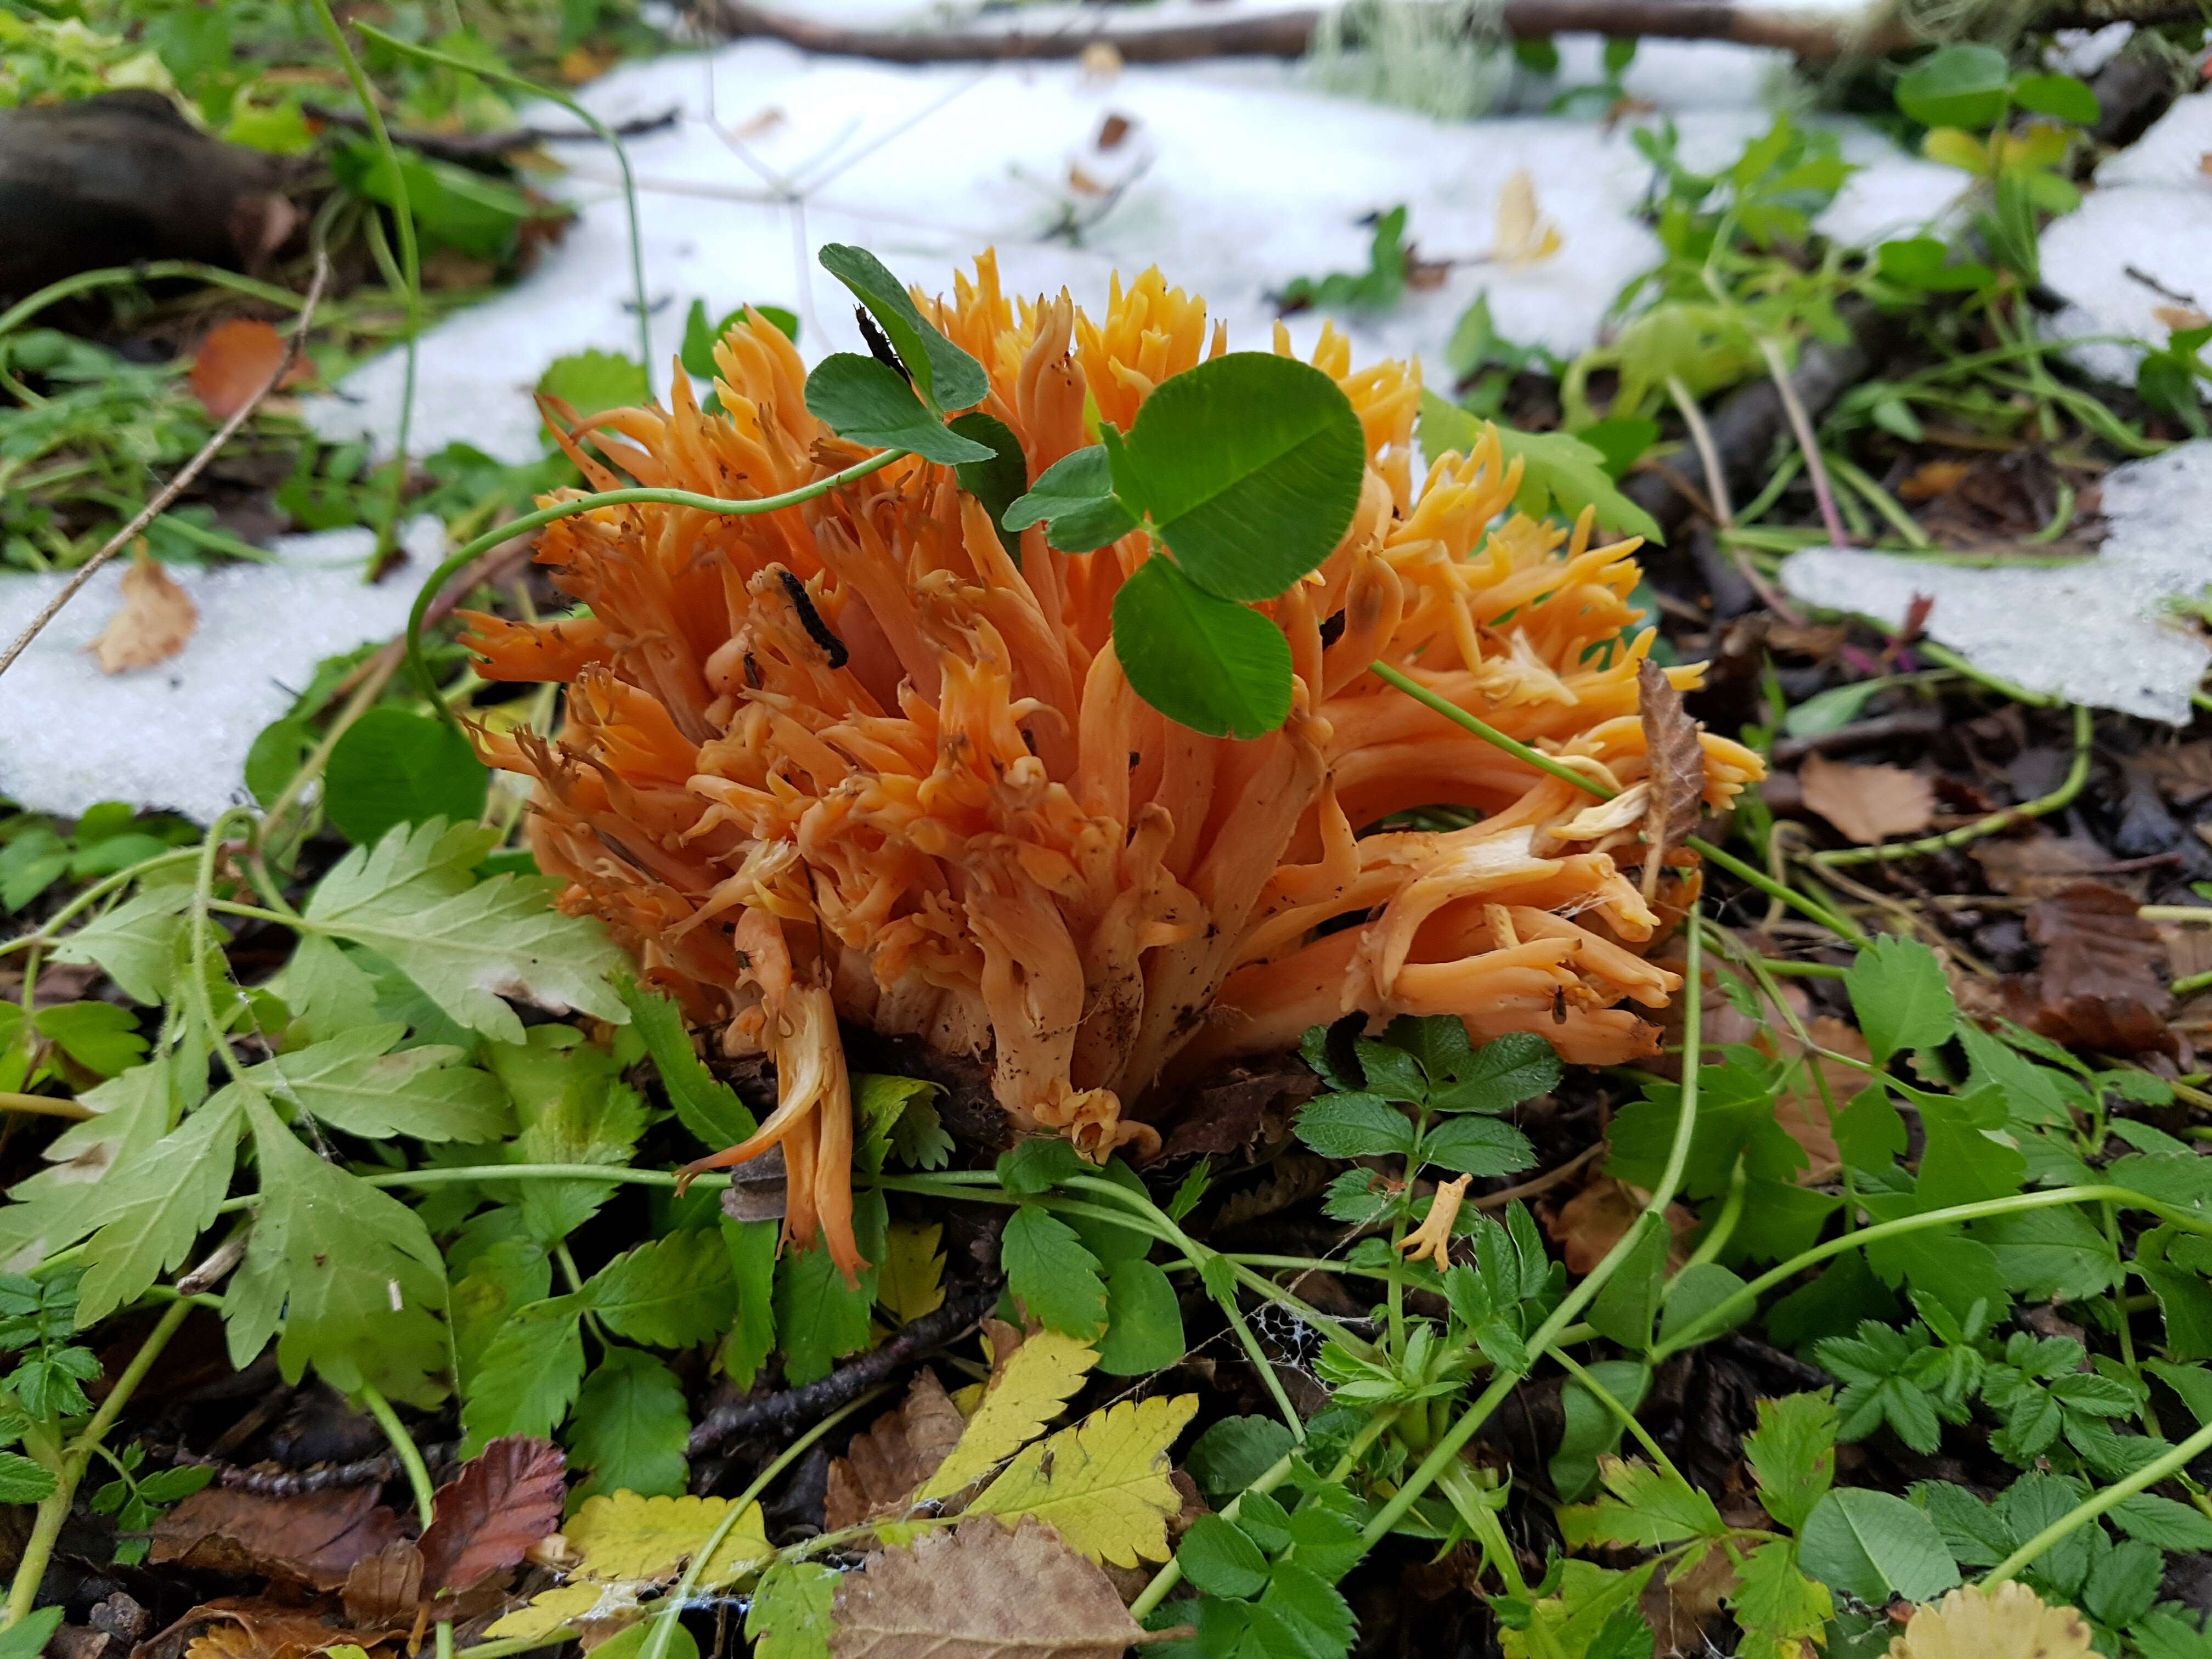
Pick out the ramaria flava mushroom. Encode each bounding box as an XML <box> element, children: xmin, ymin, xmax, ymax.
<box><xmin>463</xmin><ymin>255</ymin><xmax>1766</xmax><ymax>1281</ymax></box>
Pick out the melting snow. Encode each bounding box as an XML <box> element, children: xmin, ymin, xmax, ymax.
<box><xmin>0</xmin><ymin>520</ymin><xmax>442</xmax><ymax>823</ymax></box>
<box><xmin>1779</xmin><ymin>441</ymin><xmax>2212</xmax><ymax>724</ymax></box>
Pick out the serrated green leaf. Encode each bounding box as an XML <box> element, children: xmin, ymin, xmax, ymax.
<box><xmin>584</xmin><ymin>1229</ymin><xmax>736</xmax><ymax>1348</ymax></box>
<box><xmin>0</xmin><ymin>1449</ymin><xmax>57</xmax><ymax>1503</ymax></box>
<box><xmin>227</xmin><ymin>1093</ymin><xmax>449</xmax><ymax>1402</ymax></box>
<box><xmin>303</xmin><ymin>819</ymin><xmax>628</xmax><ymax>1043</ymax></box>
<box><xmin>1844</xmin><ymin>936</ymin><xmax>1955</xmax><ymax>1064</ymax></box>
<box><xmin>34</xmin><ymin>1002</ymin><xmax>145</xmax><ymax>1077</ymax></box>
<box><xmin>1730</xmin><ymin>1540</ymin><xmax>1831</xmax><ymax>1659</ymax></box>
<box><xmin>746</xmin><ymin>1560</ymin><xmax>837</xmax><ymax>1659</ymax></box>
<box><xmin>1428</xmin><ymin>1031</ymin><xmax>1563</xmax><ymax>1114</ymax></box>
<box><xmin>1002</xmin><ymin>1203</ymin><xmax>1107</xmax><ymax>1341</ymax></box>
<box><xmin>775</xmin><ymin>1190</ymin><xmax>885</xmax><ymax>1385</ymax></box>
<box><xmin>720</xmin><ymin>1216</ymin><xmax>777</xmax><ymax>1390</ymax></box>
<box><xmin>617</xmin><ymin>978</ymin><xmax>757</xmax><ymax>1152</ymax></box>
<box><xmin>49</xmin><ymin>887</ymin><xmax>190</xmax><ymax>1005</ymax></box>
<box><xmin>1559</xmin><ymin>1457</ymin><xmax>1726</xmax><ymax>1548</ymax></box>
<box><xmin>1294</xmin><ymin>1092</ymin><xmax>1415</xmax><ymax>1160</ymax></box>
<box><xmin>1743</xmin><ymin>1392</ymin><xmax>1835</xmax><ymax>1532</ymax></box>
<box><xmin>1419</xmin><ymin>1115</ymin><xmax>1536</xmax><ymax>1177</ymax></box>
<box><xmin>245</xmin><ymin>1024</ymin><xmax>509</xmax><ymax>1142</ymax></box>
<box><xmin>75</xmin><ymin>1086</ymin><xmax>246</xmax><ymax>1326</ymax></box>
<box><xmin>460</xmin><ymin>1295</ymin><xmax>586</xmax><ymax>1451</ymax></box>
<box><xmin>567</xmin><ymin>1346</ymin><xmax>689</xmax><ymax>1501</ymax></box>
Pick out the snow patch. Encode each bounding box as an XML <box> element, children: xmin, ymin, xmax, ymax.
<box><xmin>0</xmin><ymin>518</ymin><xmax>444</xmax><ymax>823</ymax></box>
<box><xmin>1779</xmin><ymin>441</ymin><xmax>2212</xmax><ymax>725</ymax></box>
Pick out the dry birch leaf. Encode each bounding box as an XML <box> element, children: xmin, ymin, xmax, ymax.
<box><xmin>1797</xmin><ymin>753</ymin><xmax>1936</xmax><ymax>845</ymax></box>
<box><xmin>828</xmin><ymin>1517</ymin><xmax>1142</xmax><ymax>1659</ymax></box>
<box><xmin>1637</xmin><ymin>658</ymin><xmax>1706</xmax><ymax>899</ymax></box>
<box><xmin>1492</xmin><ymin>168</ymin><xmax>1562</xmax><ymax>265</ymax></box>
<box><xmin>825</xmin><ymin>1370</ymin><xmax>966</xmax><ymax>1530</ymax></box>
<box><xmin>89</xmin><ymin>550</ymin><xmax>197</xmax><ymax>674</ymax></box>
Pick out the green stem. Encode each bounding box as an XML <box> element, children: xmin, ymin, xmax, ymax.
<box><xmin>405</xmin><ymin>456</ymin><xmax>905</xmax><ymax>722</ymax></box>
<box><xmin>0</xmin><ymin>849</ymin><xmax>202</xmax><ymax>960</ymax></box>
<box><xmin>190</xmin><ymin>809</ymin><xmax>258</xmax><ymax>1088</ymax></box>
<box><xmin>0</xmin><ymin>263</ymin><xmax>305</xmax><ymax>340</ymax></box>
<box><xmin>354</xmin><ymin>25</ymin><xmax>653</xmax><ymax>393</ymax></box>
<box><xmin>1652</xmin><ymin>1184</ymin><xmax>2212</xmax><ymax>1360</ymax></box>
<box><xmin>1550</xmin><ymin>1349</ymin><xmax>1685</xmax><ymax>1489</ymax></box>
<box><xmin>302</xmin><ymin>0</ymin><xmax>419</xmax><ymax>567</ymax></box>
<box><xmin>639</xmin><ymin>1386</ymin><xmax>890</xmax><ymax>1659</ymax></box>
<box><xmin>1811</xmin><ymin>704</ymin><xmax>2091</xmax><ymax>867</ymax></box>
<box><xmin>360</xmin><ymin>1385</ymin><xmax>454</xmax><ymax>1659</ymax></box>
<box><xmin>1350</xmin><ymin>909</ymin><xmax>1710</xmax><ymax>1552</ymax></box>
<box><xmin>1984</xmin><ymin>1413</ymin><xmax>2212</xmax><ymax>1588</ymax></box>
<box><xmin>1127</xmin><ymin>1407</ymin><xmax>1401</xmax><ymax>1622</ymax></box>
<box><xmin>1677</xmin><ymin>1156</ymin><xmax>1746</xmax><ymax>1274</ymax></box>
<box><xmin>2</xmin><ymin>1300</ymin><xmax>192</xmax><ymax>1629</ymax></box>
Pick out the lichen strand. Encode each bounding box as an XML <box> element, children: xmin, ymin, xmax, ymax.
<box><xmin>463</xmin><ymin>253</ymin><xmax>1767</xmax><ymax>1278</ymax></box>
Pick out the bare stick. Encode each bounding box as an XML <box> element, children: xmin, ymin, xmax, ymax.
<box><xmin>0</xmin><ymin>255</ymin><xmax>332</xmax><ymax>684</ymax></box>
<box><xmin>692</xmin><ymin>0</ymin><xmax>2204</xmax><ymax>64</ymax></box>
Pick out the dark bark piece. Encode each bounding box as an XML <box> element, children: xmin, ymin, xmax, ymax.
<box><xmin>0</xmin><ymin>92</ymin><xmax>297</xmax><ymax>298</ymax></box>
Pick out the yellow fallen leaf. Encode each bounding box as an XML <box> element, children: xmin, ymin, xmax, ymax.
<box><xmin>89</xmin><ymin>549</ymin><xmax>197</xmax><ymax>674</ymax></box>
<box><xmin>878</xmin><ymin>1220</ymin><xmax>945</xmax><ymax>1323</ymax></box>
<box><xmin>916</xmin><ymin>1329</ymin><xmax>1097</xmax><ymax>1502</ymax></box>
<box><xmin>559</xmin><ymin>1492</ymin><xmax>770</xmax><ymax>1588</ymax></box>
<box><xmin>483</xmin><ymin>1582</ymin><xmax>611</xmax><ymax>1640</ymax></box>
<box><xmin>1888</xmin><ymin>1583</ymin><xmax>2093</xmax><ymax>1659</ymax></box>
<box><xmin>966</xmin><ymin>1393</ymin><xmax>1198</xmax><ymax>1567</ymax></box>
<box><xmin>1493</xmin><ymin>169</ymin><xmax>1562</xmax><ymax>266</ymax></box>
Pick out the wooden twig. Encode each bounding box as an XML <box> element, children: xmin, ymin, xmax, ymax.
<box><xmin>0</xmin><ymin>253</ymin><xmax>332</xmax><ymax>684</ymax></box>
<box><xmin>686</xmin><ymin>1283</ymin><xmax>999</xmax><ymax>1456</ymax></box>
<box><xmin>302</xmin><ymin>103</ymin><xmax>679</xmax><ymax>169</ymax></box>
<box><xmin>691</xmin><ymin>0</ymin><xmax>2207</xmax><ymax>65</ymax></box>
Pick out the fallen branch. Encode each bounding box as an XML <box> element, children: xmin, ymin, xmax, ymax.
<box><xmin>692</xmin><ymin>0</ymin><xmax>2206</xmax><ymax>66</ymax></box>
<box><xmin>0</xmin><ymin>252</ymin><xmax>331</xmax><ymax>684</ymax></box>
<box><xmin>686</xmin><ymin>1282</ymin><xmax>1000</xmax><ymax>1456</ymax></box>
<box><xmin>302</xmin><ymin>103</ymin><xmax>679</xmax><ymax>169</ymax></box>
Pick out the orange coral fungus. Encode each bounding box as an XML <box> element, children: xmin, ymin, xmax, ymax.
<box><xmin>464</xmin><ymin>255</ymin><xmax>1765</xmax><ymax>1279</ymax></box>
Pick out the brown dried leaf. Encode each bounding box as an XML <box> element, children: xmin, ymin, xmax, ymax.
<box><xmin>188</xmin><ymin>319</ymin><xmax>290</xmax><ymax>421</ymax></box>
<box><xmin>1897</xmin><ymin>460</ymin><xmax>1972</xmax><ymax>501</ymax></box>
<box><xmin>153</xmin><ymin>1484</ymin><xmax>407</xmax><ymax>1592</ymax></box>
<box><xmin>340</xmin><ymin>1543</ymin><xmax>424</xmax><ymax>1629</ymax></box>
<box><xmin>1637</xmin><ymin>658</ymin><xmax>1705</xmax><ymax>897</ymax></box>
<box><xmin>2005</xmin><ymin>881</ymin><xmax>2175</xmax><ymax>1057</ymax></box>
<box><xmin>825</xmin><ymin>1370</ymin><xmax>966</xmax><ymax>1531</ymax></box>
<box><xmin>416</xmin><ymin>1436</ymin><xmax>567</xmax><ymax>1594</ymax></box>
<box><xmin>1641</xmin><ymin>1539</ymin><xmax>1737</xmax><ymax>1655</ymax></box>
<box><xmin>2154</xmin><ymin>304</ymin><xmax>2211</xmax><ymax>331</ymax></box>
<box><xmin>2136</xmin><ymin>742</ymin><xmax>2212</xmax><ymax>807</ymax></box>
<box><xmin>1797</xmin><ymin>753</ymin><xmax>1936</xmax><ymax>846</ymax></box>
<box><xmin>88</xmin><ymin>551</ymin><xmax>196</xmax><ymax>674</ymax></box>
<box><xmin>172</xmin><ymin>1600</ymin><xmax>397</xmax><ymax>1659</ymax></box>
<box><xmin>1972</xmin><ymin>829</ymin><xmax>2124</xmax><ymax>899</ymax></box>
<box><xmin>1543</xmin><ymin>1178</ymin><xmax>1696</xmax><ymax>1276</ymax></box>
<box><xmin>828</xmin><ymin>1517</ymin><xmax>1142</xmax><ymax>1659</ymax></box>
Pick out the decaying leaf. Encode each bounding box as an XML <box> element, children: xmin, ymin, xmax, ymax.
<box><xmin>188</xmin><ymin>319</ymin><xmax>294</xmax><ymax>421</ymax></box>
<box><xmin>88</xmin><ymin>550</ymin><xmax>198</xmax><ymax>674</ymax></box>
<box><xmin>2137</xmin><ymin>742</ymin><xmax>2212</xmax><ymax>807</ymax></box>
<box><xmin>1637</xmin><ymin>658</ymin><xmax>1706</xmax><ymax>900</ymax></box>
<box><xmin>153</xmin><ymin>1483</ymin><xmax>405</xmax><ymax>1592</ymax></box>
<box><xmin>1640</xmin><ymin>1539</ymin><xmax>1736</xmax><ymax>1655</ymax></box>
<box><xmin>482</xmin><ymin>1582</ymin><xmax>625</xmax><ymax>1644</ymax></box>
<box><xmin>161</xmin><ymin>1598</ymin><xmax>399</xmax><ymax>1659</ymax></box>
<box><xmin>2006</xmin><ymin>881</ymin><xmax>2175</xmax><ymax>1057</ymax></box>
<box><xmin>1492</xmin><ymin>168</ymin><xmax>1562</xmax><ymax>266</ymax></box>
<box><xmin>1971</xmin><ymin>829</ymin><xmax>2130</xmax><ymax>899</ymax></box>
<box><xmin>828</xmin><ymin>1517</ymin><xmax>1141</xmax><ymax>1659</ymax></box>
<box><xmin>1797</xmin><ymin>753</ymin><xmax>1936</xmax><ymax>847</ymax></box>
<box><xmin>340</xmin><ymin>1543</ymin><xmax>424</xmax><ymax>1630</ymax></box>
<box><xmin>826</xmin><ymin>1370</ymin><xmax>966</xmax><ymax>1531</ymax></box>
<box><xmin>416</xmin><ymin>1436</ymin><xmax>567</xmax><ymax>1593</ymax></box>
<box><xmin>557</xmin><ymin>1491</ymin><xmax>772</xmax><ymax>1588</ymax></box>
<box><xmin>1887</xmin><ymin>1583</ymin><xmax>2093</xmax><ymax>1659</ymax></box>
<box><xmin>966</xmin><ymin>1394</ymin><xmax>1198</xmax><ymax>1567</ymax></box>
<box><xmin>1544</xmin><ymin>1178</ymin><xmax>1696</xmax><ymax>1276</ymax></box>
<box><xmin>916</xmin><ymin>1329</ymin><xmax>1097</xmax><ymax>1502</ymax></box>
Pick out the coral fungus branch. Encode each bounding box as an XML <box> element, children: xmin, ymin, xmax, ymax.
<box><xmin>461</xmin><ymin>263</ymin><xmax>1765</xmax><ymax>1272</ymax></box>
